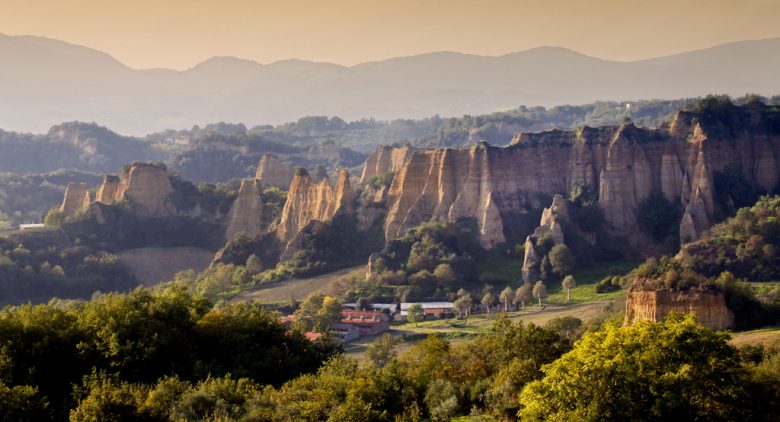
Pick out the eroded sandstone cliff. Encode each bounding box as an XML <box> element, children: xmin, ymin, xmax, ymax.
<box><xmin>225</xmin><ymin>179</ymin><xmax>265</xmax><ymax>240</ymax></box>
<box><xmin>359</xmin><ymin>145</ymin><xmax>415</xmax><ymax>183</ymax></box>
<box><xmin>277</xmin><ymin>168</ymin><xmax>354</xmax><ymax>244</ymax></box>
<box><xmin>95</xmin><ymin>175</ymin><xmax>120</xmax><ymax>203</ymax></box>
<box><xmin>59</xmin><ymin>183</ymin><xmax>91</xmax><ymax>218</ymax></box>
<box><xmin>256</xmin><ymin>154</ymin><xmax>296</xmax><ymax>189</ymax></box>
<box><xmin>96</xmin><ymin>162</ymin><xmax>174</xmax><ymax>217</ymax></box>
<box><xmin>624</xmin><ymin>287</ymin><xmax>734</xmax><ymax>330</ymax></box>
<box><xmin>384</xmin><ymin>104</ymin><xmax>780</xmax><ymax>248</ymax></box>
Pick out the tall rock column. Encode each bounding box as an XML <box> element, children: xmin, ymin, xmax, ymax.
<box><xmin>96</xmin><ymin>175</ymin><xmax>120</xmax><ymax>203</ymax></box>
<box><xmin>256</xmin><ymin>154</ymin><xmax>296</xmax><ymax>189</ymax></box>
<box><xmin>225</xmin><ymin>179</ymin><xmax>265</xmax><ymax>240</ymax></box>
<box><xmin>277</xmin><ymin>168</ymin><xmax>354</xmax><ymax>244</ymax></box>
<box><xmin>59</xmin><ymin>183</ymin><xmax>91</xmax><ymax>218</ymax></box>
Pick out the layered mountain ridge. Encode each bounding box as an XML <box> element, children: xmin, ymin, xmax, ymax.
<box><xmin>3</xmin><ymin>33</ymin><xmax>780</xmax><ymax>134</ymax></box>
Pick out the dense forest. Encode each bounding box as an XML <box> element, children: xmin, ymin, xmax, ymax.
<box><xmin>0</xmin><ymin>287</ymin><xmax>776</xmax><ymax>421</ymax></box>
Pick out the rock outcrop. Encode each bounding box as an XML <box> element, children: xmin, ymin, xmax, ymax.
<box><xmin>96</xmin><ymin>162</ymin><xmax>174</xmax><ymax>217</ymax></box>
<box><xmin>277</xmin><ymin>168</ymin><xmax>354</xmax><ymax>244</ymax></box>
<box><xmin>624</xmin><ymin>288</ymin><xmax>734</xmax><ymax>330</ymax></box>
<box><xmin>59</xmin><ymin>183</ymin><xmax>91</xmax><ymax>218</ymax></box>
<box><xmin>521</xmin><ymin>194</ymin><xmax>570</xmax><ymax>282</ymax></box>
<box><xmin>359</xmin><ymin>145</ymin><xmax>415</xmax><ymax>183</ymax></box>
<box><xmin>225</xmin><ymin>179</ymin><xmax>265</xmax><ymax>240</ymax></box>
<box><xmin>256</xmin><ymin>154</ymin><xmax>296</xmax><ymax>189</ymax></box>
<box><xmin>384</xmin><ymin>105</ymin><xmax>780</xmax><ymax>248</ymax></box>
<box><xmin>95</xmin><ymin>175</ymin><xmax>120</xmax><ymax>203</ymax></box>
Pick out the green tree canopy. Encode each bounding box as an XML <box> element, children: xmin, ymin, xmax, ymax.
<box><xmin>519</xmin><ymin>314</ymin><xmax>757</xmax><ymax>421</ymax></box>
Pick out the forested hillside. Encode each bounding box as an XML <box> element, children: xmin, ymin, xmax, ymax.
<box><xmin>0</xmin><ymin>289</ymin><xmax>776</xmax><ymax>421</ymax></box>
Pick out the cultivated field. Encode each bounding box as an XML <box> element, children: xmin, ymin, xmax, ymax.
<box><xmin>232</xmin><ymin>265</ymin><xmax>366</xmax><ymax>304</ymax></box>
<box><xmin>116</xmin><ymin>247</ymin><xmax>215</xmax><ymax>286</ymax></box>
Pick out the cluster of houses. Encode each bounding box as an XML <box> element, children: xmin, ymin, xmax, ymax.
<box><xmin>281</xmin><ymin>301</ymin><xmax>455</xmax><ymax>343</ymax></box>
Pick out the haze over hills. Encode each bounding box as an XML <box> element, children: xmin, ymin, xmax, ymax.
<box><xmin>2</xmin><ymin>33</ymin><xmax>780</xmax><ymax>135</ymax></box>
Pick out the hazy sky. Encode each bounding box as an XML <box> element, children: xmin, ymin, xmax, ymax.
<box><xmin>2</xmin><ymin>0</ymin><xmax>779</xmax><ymax>69</ymax></box>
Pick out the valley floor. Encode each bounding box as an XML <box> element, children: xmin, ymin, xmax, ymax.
<box><xmin>344</xmin><ymin>300</ymin><xmax>615</xmax><ymax>360</ymax></box>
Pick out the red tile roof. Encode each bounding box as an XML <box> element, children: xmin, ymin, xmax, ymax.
<box><xmin>305</xmin><ymin>332</ymin><xmax>322</xmax><ymax>342</ymax></box>
<box><xmin>342</xmin><ymin>309</ymin><xmax>384</xmax><ymax>320</ymax></box>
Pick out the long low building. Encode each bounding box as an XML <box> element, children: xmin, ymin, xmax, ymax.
<box><xmin>343</xmin><ymin>303</ymin><xmax>399</xmax><ymax>313</ymax></box>
<box><xmin>399</xmin><ymin>302</ymin><xmax>455</xmax><ymax>320</ymax></box>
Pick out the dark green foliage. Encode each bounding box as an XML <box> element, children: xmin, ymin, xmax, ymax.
<box><xmin>0</xmin><ymin>230</ymin><xmax>137</xmax><ymax>305</ymax></box>
<box><xmin>283</xmin><ymin>212</ymin><xmax>385</xmax><ymax>277</ymax></box>
<box><xmin>62</xmin><ymin>204</ymin><xmax>225</xmax><ymax>251</ymax></box>
<box><xmin>0</xmin><ymin>170</ymin><xmax>103</xmax><ymax>229</ymax></box>
<box><xmin>194</xmin><ymin>302</ymin><xmax>337</xmax><ymax>382</ymax></box>
<box><xmin>715</xmin><ymin>164</ymin><xmax>765</xmax><ymax>213</ymax></box>
<box><xmin>425</xmin><ymin>99</ymin><xmax>697</xmax><ymax>148</ymax></box>
<box><xmin>0</xmin><ymin>288</ymin><xmax>335</xmax><ymax>420</ymax></box>
<box><xmin>368</xmin><ymin>172</ymin><xmax>394</xmax><ymax>189</ymax></box>
<box><xmin>691</xmin><ymin>95</ymin><xmax>736</xmax><ymax>123</ymax></box>
<box><xmin>637</xmin><ymin>191</ymin><xmax>681</xmax><ymax>242</ymax></box>
<box><xmin>0</xmin><ymin>122</ymin><xmax>162</xmax><ymax>175</ymax></box>
<box><xmin>368</xmin><ymin>219</ymin><xmax>489</xmax><ymax>300</ymax></box>
<box><xmin>167</xmin><ymin>132</ymin><xmax>301</xmax><ymax>183</ymax></box>
<box><xmin>520</xmin><ymin>314</ymin><xmax>769</xmax><ymax>421</ymax></box>
<box><xmin>715</xmin><ymin>272</ymin><xmax>780</xmax><ymax>330</ymax></box>
<box><xmin>680</xmin><ymin>196</ymin><xmax>780</xmax><ymax>280</ymax></box>
<box><xmin>213</xmin><ymin>233</ymin><xmax>281</xmax><ymax>271</ymax></box>
<box><xmin>3</xmin><ymin>293</ymin><xmax>778</xmax><ymax>421</ymax></box>
<box><xmin>548</xmin><ymin>244</ymin><xmax>575</xmax><ymax>276</ymax></box>
<box><xmin>0</xmin><ymin>382</ymin><xmax>50</xmax><ymax>422</ymax></box>
<box><xmin>594</xmin><ymin>275</ymin><xmax>627</xmax><ymax>293</ymax></box>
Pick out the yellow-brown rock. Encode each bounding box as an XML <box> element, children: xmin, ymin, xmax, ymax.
<box><xmin>225</xmin><ymin>179</ymin><xmax>265</xmax><ymax>240</ymax></box>
<box><xmin>98</xmin><ymin>163</ymin><xmax>174</xmax><ymax>217</ymax></box>
<box><xmin>624</xmin><ymin>288</ymin><xmax>734</xmax><ymax>330</ymax></box>
<box><xmin>277</xmin><ymin>168</ymin><xmax>354</xmax><ymax>244</ymax></box>
<box><xmin>537</xmin><ymin>194</ymin><xmax>569</xmax><ymax>245</ymax></box>
<box><xmin>95</xmin><ymin>175</ymin><xmax>120</xmax><ymax>203</ymax></box>
<box><xmin>384</xmin><ymin>107</ymin><xmax>780</xmax><ymax>248</ymax></box>
<box><xmin>256</xmin><ymin>154</ymin><xmax>296</xmax><ymax>189</ymax></box>
<box><xmin>359</xmin><ymin>145</ymin><xmax>415</xmax><ymax>183</ymax></box>
<box><xmin>59</xmin><ymin>183</ymin><xmax>91</xmax><ymax>218</ymax></box>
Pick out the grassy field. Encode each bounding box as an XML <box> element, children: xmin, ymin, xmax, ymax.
<box><xmin>116</xmin><ymin>247</ymin><xmax>214</xmax><ymax>286</ymax></box>
<box><xmin>472</xmin><ymin>252</ymin><xmax>523</xmax><ymax>286</ymax></box>
<box><xmin>730</xmin><ymin>327</ymin><xmax>780</xmax><ymax>349</ymax></box>
<box><xmin>230</xmin><ymin>265</ymin><xmax>365</xmax><ymax>305</ymax></box>
<box><xmin>749</xmin><ymin>281</ymin><xmax>780</xmax><ymax>297</ymax></box>
<box><xmin>545</xmin><ymin>259</ymin><xmax>639</xmax><ymax>304</ymax></box>
<box><xmin>344</xmin><ymin>299</ymin><xmax>618</xmax><ymax>361</ymax></box>
<box><xmin>394</xmin><ymin>300</ymin><xmax>615</xmax><ymax>334</ymax></box>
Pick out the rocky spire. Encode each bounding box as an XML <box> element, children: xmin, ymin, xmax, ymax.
<box><xmin>256</xmin><ymin>154</ymin><xmax>296</xmax><ymax>189</ymax></box>
<box><xmin>225</xmin><ymin>179</ymin><xmax>265</xmax><ymax>240</ymax></box>
<box><xmin>59</xmin><ymin>183</ymin><xmax>91</xmax><ymax>218</ymax></box>
<box><xmin>277</xmin><ymin>168</ymin><xmax>354</xmax><ymax>243</ymax></box>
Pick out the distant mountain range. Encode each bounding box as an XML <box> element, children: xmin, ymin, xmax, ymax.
<box><xmin>2</xmin><ymin>34</ymin><xmax>779</xmax><ymax>135</ymax></box>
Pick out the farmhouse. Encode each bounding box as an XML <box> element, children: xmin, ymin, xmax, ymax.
<box><xmin>339</xmin><ymin>309</ymin><xmax>390</xmax><ymax>336</ymax></box>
